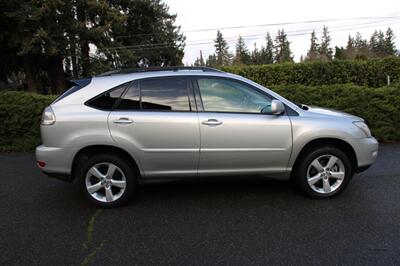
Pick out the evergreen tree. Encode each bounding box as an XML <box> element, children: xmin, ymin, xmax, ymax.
<box><xmin>113</xmin><ymin>0</ymin><xmax>185</xmax><ymax>68</ymax></box>
<box><xmin>319</xmin><ymin>26</ymin><xmax>333</xmax><ymax>61</ymax></box>
<box><xmin>214</xmin><ymin>30</ymin><xmax>231</xmax><ymax>66</ymax></box>
<box><xmin>0</xmin><ymin>0</ymin><xmax>186</xmax><ymax>93</ymax></box>
<box><xmin>384</xmin><ymin>27</ymin><xmax>397</xmax><ymax>56</ymax></box>
<box><xmin>369</xmin><ymin>30</ymin><xmax>386</xmax><ymax>57</ymax></box>
<box><xmin>250</xmin><ymin>43</ymin><xmax>261</xmax><ymax>65</ymax></box>
<box><xmin>194</xmin><ymin>51</ymin><xmax>205</xmax><ymax>66</ymax></box>
<box><xmin>377</xmin><ymin>30</ymin><xmax>387</xmax><ymax>56</ymax></box>
<box><xmin>206</xmin><ymin>53</ymin><xmax>218</xmax><ymax>67</ymax></box>
<box><xmin>306</xmin><ymin>30</ymin><xmax>319</xmax><ymax>61</ymax></box>
<box><xmin>334</xmin><ymin>46</ymin><xmax>346</xmax><ymax>60</ymax></box>
<box><xmin>234</xmin><ymin>36</ymin><xmax>250</xmax><ymax>65</ymax></box>
<box><xmin>274</xmin><ymin>29</ymin><xmax>293</xmax><ymax>63</ymax></box>
<box><xmin>344</xmin><ymin>35</ymin><xmax>356</xmax><ymax>59</ymax></box>
<box><xmin>354</xmin><ymin>32</ymin><xmax>369</xmax><ymax>59</ymax></box>
<box><xmin>261</xmin><ymin>32</ymin><xmax>274</xmax><ymax>64</ymax></box>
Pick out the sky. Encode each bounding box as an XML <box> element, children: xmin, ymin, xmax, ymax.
<box><xmin>164</xmin><ymin>0</ymin><xmax>400</xmax><ymax>65</ymax></box>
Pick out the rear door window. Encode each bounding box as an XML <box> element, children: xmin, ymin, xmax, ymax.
<box><xmin>115</xmin><ymin>77</ymin><xmax>191</xmax><ymax>111</ymax></box>
<box><xmin>140</xmin><ymin>78</ymin><xmax>190</xmax><ymax>111</ymax></box>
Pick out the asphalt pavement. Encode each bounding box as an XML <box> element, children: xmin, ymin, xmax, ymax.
<box><xmin>1</xmin><ymin>144</ymin><xmax>400</xmax><ymax>265</ymax></box>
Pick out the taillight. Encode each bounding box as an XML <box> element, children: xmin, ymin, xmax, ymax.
<box><xmin>37</xmin><ymin>161</ymin><xmax>46</xmax><ymax>168</ymax></box>
<box><xmin>41</xmin><ymin>106</ymin><xmax>56</xmax><ymax>125</ymax></box>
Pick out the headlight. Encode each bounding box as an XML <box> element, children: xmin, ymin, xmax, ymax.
<box><xmin>353</xmin><ymin>121</ymin><xmax>371</xmax><ymax>138</ymax></box>
<box><xmin>41</xmin><ymin>106</ymin><xmax>56</xmax><ymax>125</ymax></box>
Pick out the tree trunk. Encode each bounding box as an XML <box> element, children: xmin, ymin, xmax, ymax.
<box><xmin>70</xmin><ymin>39</ymin><xmax>79</xmax><ymax>78</ymax></box>
<box><xmin>47</xmin><ymin>56</ymin><xmax>66</xmax><ymax>95</ymax></box>
<box><xmin>22</xmin><ymin>56</ymin><xmax>38</xmax><ymax>93</ymax></box>
<box><xmin>77</xmin><ymin>6</ymin><xmax>90</xmax><ymax>77</ymax></box>
<box><xmin>80</xmin><ymin>40</ymin><xmax>90</xmax><ymax>77</ymax></box>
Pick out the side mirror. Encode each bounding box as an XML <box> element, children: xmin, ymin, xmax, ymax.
<box><xmin>271</xmin><ymin>100</ymin><xmax>285</xmax><ymax>115</ymax></box>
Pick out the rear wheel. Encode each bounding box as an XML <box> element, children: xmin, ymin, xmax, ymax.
<box><xmin>77</xmin><ymin>154</ymin><xmax>136</xmax><ymax>207</ymax></box>
<box><xmin>294</xmin><ymin>146</ymin><xmax>353</xmax><ymax>198</ymax></box>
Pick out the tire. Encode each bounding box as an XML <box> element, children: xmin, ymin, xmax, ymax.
<box><xmin>293</xmin><ymin>146</ymin><xmax>353</xmax><ymax>199</ymax></box>
<box><xmin>77</xmin><ymin>153</ymin><xmax>136</xmax><ymax>208</ymax></box>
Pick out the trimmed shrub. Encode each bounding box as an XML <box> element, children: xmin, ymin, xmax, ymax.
<box><xmin>0</xmin><ymin>91</ymin><xmax>56</xmax><ymax>151</ymax></box>
<box><xmin>222</xmin><ymin>57</ymin><xmax>400</xmax><ymax>87</ymax></box>
<box><xmin>271</xmin><ymin>84</ymin><xmax>400</xmax><ymax>142</ymax></box>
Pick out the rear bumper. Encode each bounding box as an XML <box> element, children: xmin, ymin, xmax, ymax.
<box><xmin>41</xmin><ymin>171</ymin><xmax>73</xmax><ymax>182</ymax></box>
<box><xmin>35</xmin><ymin>145</ymin><xmax>74</xmax><ymax>181</ymax></box>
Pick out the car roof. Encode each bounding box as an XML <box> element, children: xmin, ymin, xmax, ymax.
<box><xmin>95</xmin><ymin>66</ymin><xmax>223</xmax><ymax>77</ymax></box>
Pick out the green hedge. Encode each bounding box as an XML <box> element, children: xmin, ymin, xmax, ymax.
<box><xmin>0</xmin><ymin>85</ymin><xmax>399</xmax><ymax>152</ymax></box>
<box><xmin>222</xmin><ymin>57</ymin><xmax>400</xmax><ymax>87</ymax></box>
<box><xmin>271</xmin><ymin>84</ymin><xmax>400</xmax><ymax>142</ymax></box>
<box><xmin>0</xmin><ymin>91</ymin><xmax>56</xmax><ymax>151</ymax></box>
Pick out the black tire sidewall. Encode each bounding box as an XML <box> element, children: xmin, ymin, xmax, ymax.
<box><xmin>295</xmin><ymin>146</ymin><xmax>352</xmax><ymax>198</ymax></box>
<box><xmin>77</xmin><ymin>154</ymin><xmax>136</xmax><ymax>208</ymax></box>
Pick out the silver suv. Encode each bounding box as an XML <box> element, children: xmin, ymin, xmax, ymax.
<box><xmin>36</xmin><ymin>67</ymin><xmax>378</xmax><ymax>207</ymax></box>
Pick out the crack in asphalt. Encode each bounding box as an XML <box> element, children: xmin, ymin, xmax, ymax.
<box><xmin>82</xmin><ymin>209</ymin><xmax>102</xmax><ymax>251</ymax></box>
<box><xmin>81</xmin><ymin>209</ymin><xmax>105</xmax><ymax>266</ymax></box>
<box><xmin>81</xmin><ymin>240</ymin><xmax>106</xmax><ymax>266</ymax></box>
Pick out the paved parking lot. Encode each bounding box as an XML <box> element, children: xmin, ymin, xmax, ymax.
<box><xmin>1</xmin><ymin>144</ymin><xmax>400</xmax><ymax>265</ymax></box>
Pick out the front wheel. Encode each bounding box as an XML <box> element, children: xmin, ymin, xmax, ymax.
<box><xmin>77</xmin><ymin>154</ymin><xmax>136</xmax><ymax>208</ymax></box>
<box><xmin>294</xmin><ymin>146</ymin><xmax>353</xmax><ymax>198</ymax></box>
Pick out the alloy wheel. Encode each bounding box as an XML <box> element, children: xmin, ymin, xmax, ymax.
<box><xmin>306</xmin><ymin>154</ymin><xmax>345</xmax><ymax>194</ymax></box>
<box><xmin>85</xmin><ymin>162</ymin><xmax>127</xmax><ymax>203</ymax></box>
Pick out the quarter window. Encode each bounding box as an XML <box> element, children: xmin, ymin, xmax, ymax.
<box><xmin>197</xmin><ymin>78</ymin><xmax>272</xmax><ymax>113</ymax></box>
<box><xmin>86</xmin><ymin>82</ymin><xmax>129</xmax><ymax>110</ymax></box>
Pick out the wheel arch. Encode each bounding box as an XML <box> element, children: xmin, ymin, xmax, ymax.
<box><xmin>71</xmin><ymin>145</ymin><xmax>142</xmax><ymax>181</ymax></box>
<box><xmin>291</xmin><ymin>138</ymin><xmax>358</xmax><ymax>176</ymax></box>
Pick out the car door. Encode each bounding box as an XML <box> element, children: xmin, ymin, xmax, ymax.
<box><xmin>108</xmin><ymin>77</ymin><xmax>200</xmax><ymax>178</ymax></box>
<box><xmin>193</xmin><ymin>77</ymin><xmax>292</xmax><ymax>176</ymax></box>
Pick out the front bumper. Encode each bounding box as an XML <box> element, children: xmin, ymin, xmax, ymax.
<box><xmin>35</xmin><ymin>145</ymin><xmax>75</xmax><ymax>181</ymax></box>
<box><xmin>352</xmin><ymin>137</ymin><xmax>379</xmax><ymax>172</ymax></box>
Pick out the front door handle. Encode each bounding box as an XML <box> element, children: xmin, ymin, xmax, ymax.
<box><xmin>201</xmin><ymin>119</ymin><xmax>223</xmax><ymax>126</ymax></box>
<box><xmin>113</xmin><ymin>117</ymin><xmax>133</xmax><ymax>125</ymax></box>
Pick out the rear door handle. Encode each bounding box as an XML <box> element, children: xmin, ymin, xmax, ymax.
<box><xmin>113</xmin><ymin>117</ymin><xmax>133</xmax><ymax>125</ymax></box>
<box><xmin>201</xmin><ymin>119</ymin><xmax>223</xmax><ymax>126</ymax></box>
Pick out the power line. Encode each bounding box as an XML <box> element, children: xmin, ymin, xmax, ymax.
<box><xmin>184</xmin><ymin>16</ymin><xmax>400</xmax><ymax>32</ymax></box>
<box><xmin>97</xmin><ymin>19</ymin><xmax>400</xmax><ymax>52</ymax></box>
<box><xmin>113</xmin><ymin>15</ymin><xmax>400</xmax><ymax>39</ymax></box>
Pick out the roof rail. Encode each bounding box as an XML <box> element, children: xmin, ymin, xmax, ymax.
<box><xmin>96</xmin><ymin>66</ymin><xmax>223</xmax><ymax>77</ymax></box>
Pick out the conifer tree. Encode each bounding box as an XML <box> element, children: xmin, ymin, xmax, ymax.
<box><xmin>319</xmin><ymin>26</ymin><xmax>333</xmax><ymax>61</ymax></box>
<box><xmin>206</xmin><ymin>53</ymin><xmax>218</xmax><ymax>67</ymax></box>
<box><xmin>234</xmin><ymin>35</ymin><xmax>250</xmax><ymax>65</ymax></box>
<box><xmin>384</xmin><ymin>27</ymin><xmax>397</xmax><ymax>56</ymax></box>
<box><xmin>214</xmin><ymin>30</ymin><xmax>231</xmax><ymax>66</ymax></box>
<box><xmin>194</xmin><ymin>50</ymin><xmax>205</xmax><ymax>66</ymax></box>
<box><xmin>354</xmin><ymin>32</ymin><xmax>369</xmax><ymax>59</ymax></box>
<box><xmin>251</xmin><ymin>43</ymin><xmax>261</xmax><ymax>64</ymax></box>
<box><xmin>334</xmin><ymin>46</ymin><xmax>346</xmax><ymax>60</ymax></box>
<box><xmin>369</xmin><ymin>30</ymin><xmax>385</xmax><ymax>57</ymax></box>
<box><xmin>274</xmin><ymin>29</ymin><xmax>293</xmax><ymax>63</ymax></box>
<box><xmin>262</xmin><ymin>32</ymin><xmax>274</xmax><ymax>64</ymax></box>
<box><xmin>306</xmin><ymin>30</ymin><xmax>319</xmax><ymax>61</ymax></box>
